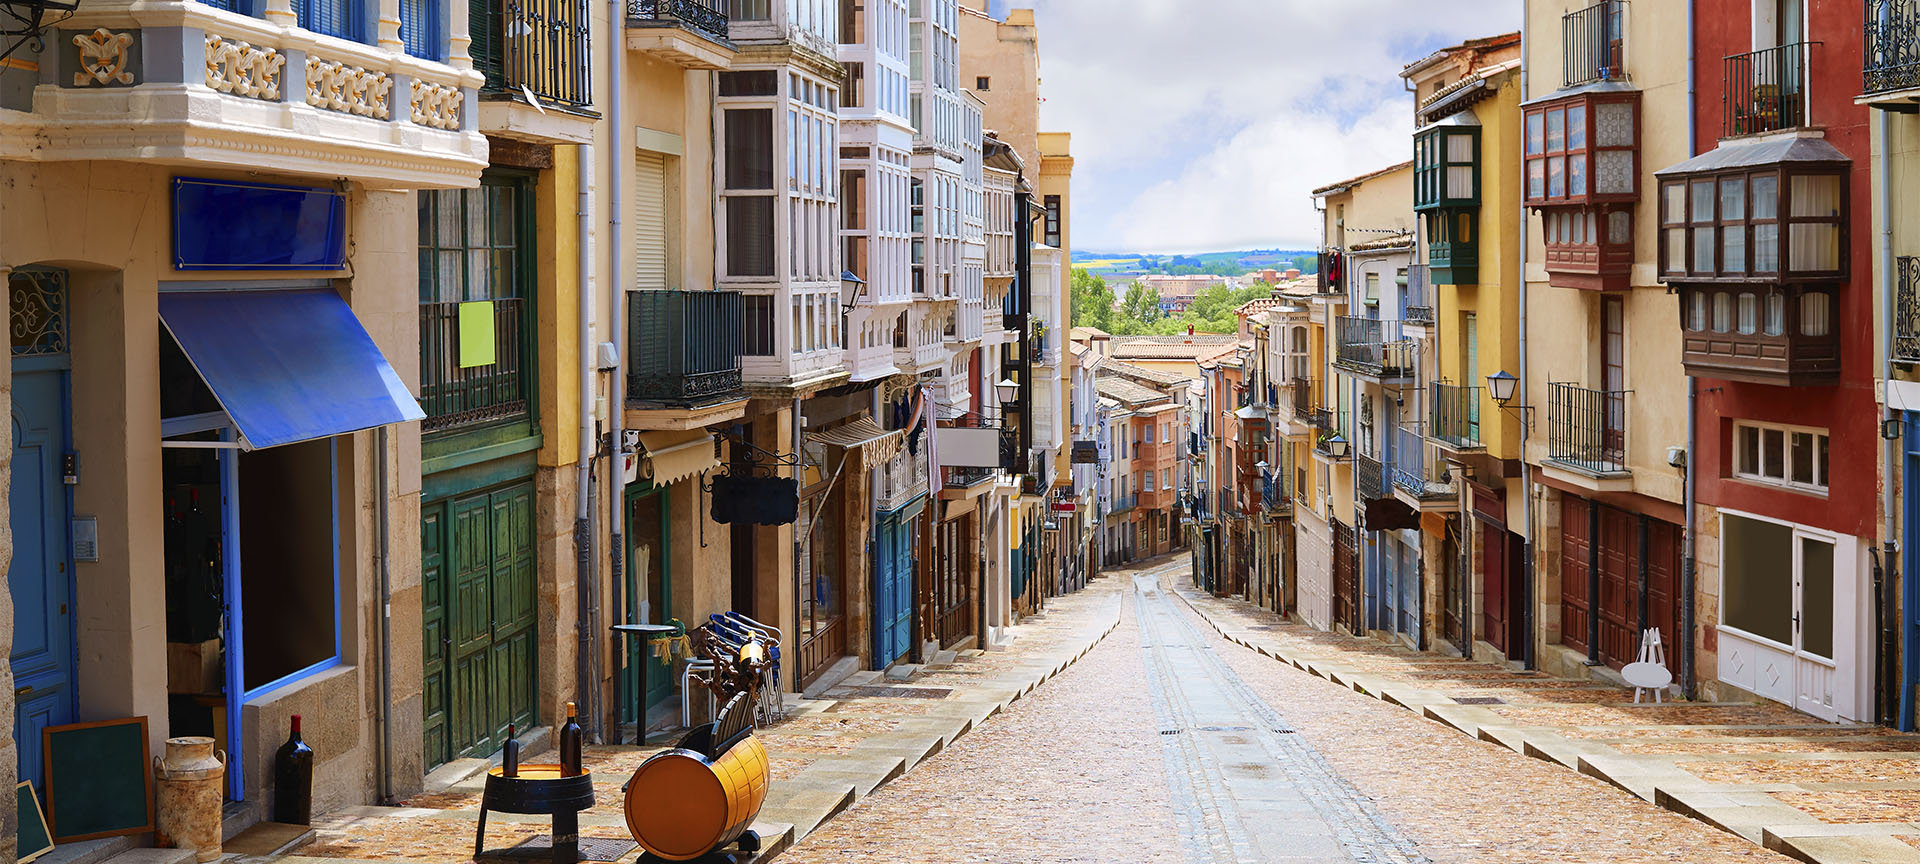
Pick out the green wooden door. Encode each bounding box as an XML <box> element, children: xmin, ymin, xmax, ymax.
<box><xmin>422</xmin><ymin>480</ymin><xmax>538</xmax><ymax>766</ymax></box>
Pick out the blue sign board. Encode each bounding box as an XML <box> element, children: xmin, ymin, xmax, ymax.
<box><xmin>172</xmin><ymin>177</ymin><xmax>347</xmax><ymax>271</ymax></box>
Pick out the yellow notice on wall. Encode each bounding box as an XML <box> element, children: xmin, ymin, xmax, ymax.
<box><xmin>458</xmin><ymin>300</ymin><xmax>496</xmax><ymax>368</ymax></box>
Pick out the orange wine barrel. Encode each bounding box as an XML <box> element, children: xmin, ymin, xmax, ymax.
<box><xmin>623</xmin><ymin>737</ymin><xmax>769</xmax><ymax>862</ymax></box>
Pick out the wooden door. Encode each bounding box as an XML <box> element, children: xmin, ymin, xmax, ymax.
<box><xmin>1560</xmin><ymin>495</ymin><xmax>1592</xmax><ymax>656</ymax></box>
<box><xmin>1333</xmin><ymin>520</ymin><xmax>1358</xmax><ymax>631</ymax></box>
<box><xmin>424</xmin><ymin>481</ymin><xmax>538</xmax><ymax>766</ymax></box>
<box><xmin>1644</xmin><ymin>518</ymin><xmax>1682</xmax><ymax>650</ymax></box>
<box><xmin>1597</xmin><ymin>506</ymin><xmax>1636</xmax><ymax>668</ymax></box>
<box><xmin>1483</xmin><ymin>523</ymin><xmax>1508</xmax><ymax>655</ymax></box>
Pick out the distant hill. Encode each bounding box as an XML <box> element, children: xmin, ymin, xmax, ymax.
<box><xmin>1076</xmin><ymin>249</ymin><xmax>1317</xmax><ymax>280</ymax></box>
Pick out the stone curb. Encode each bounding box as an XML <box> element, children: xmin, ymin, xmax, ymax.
<box><xmin>1171</xmin><ymin>585</ymin><xmax>1920</xmax><ymax>864</ymax></box>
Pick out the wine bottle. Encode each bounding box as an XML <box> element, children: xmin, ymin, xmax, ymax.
<box><xmin>559</xmin><ymin>702</ymin><xmax>583</xmax><ymax>776</ymax></box>
<box><xmin>502</xmin><ymin>724</ymin><xmax>519</xmax><ymax>777</ymax></box>
<box><xmin>273</xmin><ymin>715</ymin><xmax>314</xmax><ymax>825</ymax></box>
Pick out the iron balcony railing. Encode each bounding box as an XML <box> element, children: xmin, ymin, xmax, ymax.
<box><xmin>1357</xmin><ymin>452</ymin><xmax>1386</xmax><ymax>501</ymax></box>
<box><xmin>1217</xmin><ymin>489</ymin><xmax>1235</xmax><ymax>519</ymax></box>
<box><xmin>1390</xmin><ymin>424</ymin><xmax>1448</xmax><ymax>499</ymax></box>
<box><xmin>945</xmin><ymin>465</ymin><xmax>997</xmax><ymax>488</ymax></box>
<box><xmin>628</xmin><ymin>0</ymin><xmax>730</xmax><ymax>41</ymax></box>
<box><xmin>627</xmin><ymin>290</ymin><xmax>744</xmax><ymax>405</ymax></box>
<box><xmin>478</xmin><ymin>0</ymin><xmax>594</xmax><ymax>108</ymax></box>
<box><xmin>1403</xmin><ymin>306</ymin><xmax>1435</xmax><ymax>326</ymax></box>
<box><xmin>420</xmin><ymin>298</ymin><xmax>529</xmax><ymax>433</ymax></box>
<box><xmin>1895</xmin><ymin>257</ymin><xmax>1920</xmax><ymax>363</ymax></box>
<box><xmin>1866</xmin><ymin>0</ymin><xmax>1920</xmax><ymax>95</ymax></box>
<box><xmin>1334</xmin><ymin>316</ymin><xmax>1415</xmax><ymax>377</ymax></box>
<box><xmin>1313</xmin><ymin>407</ymin><xmax>1335</xmax><ymax>432</ymax></box>
<box><xmin>1725</xmin><ymin>41</ymin><xmax>1813</xmax><ymax>137</ymax></box>
<box><xmin>1549</xmin><ymin>382</ymin><xmax>1629</xmax><ymax>474</ymax></box>
<box><xmin>1291</xmin><ymin>377</ymin><xmax>1314</xmax><ymax>419</ymax></box>
<box><xmin>1563</xmin><ymin>0</ymin><xmax>1625</xmax><ymax>87</ymax></box>
<box><xmin>1429</xmin><ymin>382</ymin><xmax>1483</xmax><ymax>449</ymax></box>
<box><xmin>1112</xmin><ymin>493</ymin><xmax>1136</xmax><ymax>513</ymax></box>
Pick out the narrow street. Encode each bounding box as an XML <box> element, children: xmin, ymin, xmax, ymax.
<box><xmin>779</xmin><ymin>557</ymin><xmax>1791</xmax><ymax>864</ymax></box>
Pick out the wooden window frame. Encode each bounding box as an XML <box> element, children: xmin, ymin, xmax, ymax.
<box><xmin>1524</xmin><ymin>94</ymin><xmax>1640</xmax><ymax>207</ymax></box>
<box><xmin>1658</xmin><ymin>163</ymin><xmax>1847</xmax><ymax>280</ymax></box>
<box><xmin>1730</xmin><ymin>419</ymin><xmax>1830</xmax><ymax>494</ymax></box>
<box><xmin>1414</xmin><ymin>125</ymin><xmax>1481</xmax><ymax>210</ymax></box>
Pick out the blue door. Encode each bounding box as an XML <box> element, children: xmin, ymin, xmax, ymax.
<box><xmin>11</xmin><ymin>341</ymin><xmax>74</xmax><ymax>792</ymax></box>
<box><xmin>872</xmin><ymin>507</ymin><xmax>915</xmax><ymax>666</ymax></box>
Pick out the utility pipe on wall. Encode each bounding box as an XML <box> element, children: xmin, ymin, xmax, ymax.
<box><xmin>1680</xmin><ymin>0</ymin><xmax>1699</xmax><ymax>698</ymax></box>
<box><xmin>1517</xmin><ymin>0</ymin><xmax>1535</xmax><ymax>671</ymax></box>
<box><xmin>1877</xmin><ymin>109</ymin><xmax>1910</xmax><ymax>730</ymax></box>
<box><xmin>376</xmin><ymin>426</ymin><xmax>393</xmax><ymax>802</ymax></box>
<box><xmin>605</xmin><ymin>0</ymin><xmax>628</xmax><ymax>736</ymax></box>
<box><xmin>576</xmin><ymin>142</ymin><xmax>599</xmax><ymax>741</ymax></box>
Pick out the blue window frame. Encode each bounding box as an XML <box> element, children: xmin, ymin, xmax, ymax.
<box><xmin>297</xmin><ymin>0</ymin><xmax>360</xmax><ymax>41</ymax></box>
<box><xmin>400</xmin><ymin>0</ymin><xmax>441</xmax><ymax>59</ymax></box>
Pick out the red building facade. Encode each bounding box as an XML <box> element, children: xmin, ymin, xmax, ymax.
<box><xmin>1671</xmin><ymin>0</ymin><xmax>1876</xmax><ymax>721</ymax></box>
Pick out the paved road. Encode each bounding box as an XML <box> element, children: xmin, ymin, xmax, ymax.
<box><xmin>777</xmin><ymin>558</ymin><xmax>1790</xmax><ymax>864</ymax></box>
<box><xmin>1134</xmin><ymin>571</ymin><xmax>1426</xmax><ymax>864</ymax></box>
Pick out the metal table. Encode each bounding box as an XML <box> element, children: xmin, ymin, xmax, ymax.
<box><xmin>611</xmin><ymin>623</ymin><xmax>680</xmax><ymax>744</ymax></box>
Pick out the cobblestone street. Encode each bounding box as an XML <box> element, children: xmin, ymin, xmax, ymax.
<box><xmin>781</xmin><ymin>556</ymin><xmax>1803</xmax><ymax>864</ymax></box>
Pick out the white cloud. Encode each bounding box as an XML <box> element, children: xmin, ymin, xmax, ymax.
<box><xmin>1017</xmin><ymin>0</ymin><xmax>1519</xmax><ymax>251</ymax></box>
<box><xmin>1114</xmin><ymin>101</ymin><xmax>1412</xmax><ymax>251</ymax></box>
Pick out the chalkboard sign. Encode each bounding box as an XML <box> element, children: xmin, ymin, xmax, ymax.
<box><xmin>17</xmin><ymin>782</ymin><xmax>52</xmax><ymax>863</ymax></box>
<box><xmin>43</xmin><ymin>717</ymin><xmax>152</xmax><ymax>843</ymax></box>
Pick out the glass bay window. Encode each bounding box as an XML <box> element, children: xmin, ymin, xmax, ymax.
<box><xmin>1526</xmin><ymin>89</ymin><xmax>1639</xmax><ymax>291</ymax></box>
<box><xmin>1657</xmin><ymin>139</ymin><xmax>1849</xmax><ymax>387</ymax></box>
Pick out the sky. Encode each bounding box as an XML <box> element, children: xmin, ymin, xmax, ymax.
<box><xmin>1002</xmin><ymin>0</ymin><xmax>1521</xmax><ymax>254</ymax></box>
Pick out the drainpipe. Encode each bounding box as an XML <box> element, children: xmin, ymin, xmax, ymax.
<box><xmin>1516</xmin><ymin>0</ymin><xmax>1531</xmax><ymax>671</ymax></box>
<box><xmin>576</xmin><ymin>142</ymin><xmax>599</xmax><ymax>741</ymax></box>
<box><xmin>792</xmin><ymin>397</ymin><xmax>804</xmax><ymax>684</ymax></box>
<box><xmin>1680</xmin><ymin>0</ymin><xmax>1700</xmax><ymax>698</ymax></box>
<box><xmin>1878</xmin><ymin>109</ymin><xmax>1909</xmax><ymax>730</ymax></box>
<box><xmin>376</xmin><ymin>426</ymin><xmax>393</xmax><ymax>802</ymax></box>
<box><xmin>605</xmin><ymin>1</ymin><xmax>628</xmax><ymax>737</ymax></box>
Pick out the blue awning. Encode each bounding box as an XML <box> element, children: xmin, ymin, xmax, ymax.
<box><xmin>160</xmin><ymin>289</ymin><xmax>424</xmax><ymax>450</ymax></box>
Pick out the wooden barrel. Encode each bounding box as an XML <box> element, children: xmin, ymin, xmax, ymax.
<box><xmin>482</xmin><ymin>765</ymin><xmax>596</xmax><ymax>815</ymax></box>
<box><xmin>624</xmin><ymin>737</ymin><xmax>769</xmax><ymax>862</ymax></box>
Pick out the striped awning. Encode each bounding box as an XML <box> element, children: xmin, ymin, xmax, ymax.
<box><xmin>811</xmin><ymin>417</ymin><xmax>904</xmax><ymax>463</ymax></box>
<box><xmin>638</xmin><ymin>430</ymin><xmax>718</xmax><ymax>486</ymax></box>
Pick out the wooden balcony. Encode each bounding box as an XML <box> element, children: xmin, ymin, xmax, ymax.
<box><xmin>1678</xmin><ymin>285</ymin><xmax>1839</xmax><ymax>386</ymax></box>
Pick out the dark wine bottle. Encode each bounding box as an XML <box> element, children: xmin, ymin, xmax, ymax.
<box><xmin>559</xmin><ymin>702</ymin><xmax>583</xmax><ymax>776</ymax></box>
<box><xmin>272</xmin><ymin>715</ymin><xmax>314</xmax><ymax>825</ymax></box>
<box><xmin>502</xmin><ymin>723</ymin><xmax>519</xmax><ymax>777</ymax></box>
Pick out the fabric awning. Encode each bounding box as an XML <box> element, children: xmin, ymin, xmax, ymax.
<box><xmin>638</xmin><ymin>430</ymin><xmax>718</xmax><ymax>486</ymax></box>
<box><xmin>159</xmin><ymin>288</ymin><xmax>424</xmax><ymax>450</ymax></box>
<box><xmin>1234</xmin><ymin>404</ymin><xmax>1268</xmax><ymax>420</ymax></box>
<box><xmin>811</xmin><ymin>417</ymin><xmax>904</xmax><ymax>463</ymax></box>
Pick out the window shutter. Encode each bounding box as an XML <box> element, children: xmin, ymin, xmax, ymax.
<box><xmin>633</xmin><ymin>150</ymin><xmax>670</xmax><ymax>291</ymax></box>
<box><xmin>470</xmin><ymin>0</ymin><xmax>500</xmax><ymax>89</ymax></box>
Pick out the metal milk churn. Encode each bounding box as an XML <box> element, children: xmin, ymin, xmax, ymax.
<box><xmin>154</xmin><ymin>736</ymin><xmax>226</xmax><ymax>862</ymax></box>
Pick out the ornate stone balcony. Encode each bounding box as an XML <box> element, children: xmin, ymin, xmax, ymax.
<box><xmin>0</xmin><ymin>0</ymin><xmax>486</xmax><ymax>188</ymax></box>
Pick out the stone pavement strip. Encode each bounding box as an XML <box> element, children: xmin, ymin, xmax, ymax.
<box><xmin>1176</xmin><ymin>579</ymin><xmax>1920</xmax><ymax>864</ymax></box>
<box><xmin>260</xmin><ymin>571</ymin><xmax>1124</xmax><ymax>864</ymax></box>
